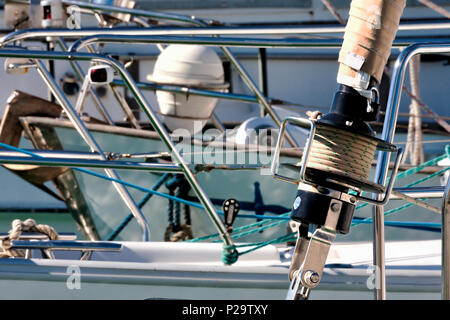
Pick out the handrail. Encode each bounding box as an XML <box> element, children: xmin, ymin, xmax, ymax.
<box><xmin>443</xmin><ymin>166</ymin><xmax>450</xmax><ymax>299</ymax></box>
<box><xmin>66</xmin><ymin>34</ymin><xmax>450</xmax><ymax>150</ymax></box>
<box><xmin>11</xmin><ymin>240</ymin><xmax>122</xmax><ymax>251</ymax></box>
<box><xmin>63</xmin><ymin>0</ymin><xmax>450</xmax><ymax>35</ymax></box>
<box><xmin>3</xmin><ymin>27</ymin><xmax>450</xmax><ymax>49</ymax></box>
<box><xmin>372</xmin><ymin>41</ymin><xmax>450</xmax><ymax>300</ymax></box>
<box><xmin>0</xmin><ymin>48</ymin><xmax>234</xmax><ymax>249</ymax></box>
<box><xmin>2</xmin><ymin>30</ymin><xmax>447</xmax><ymax>125</ymax></box>
<box><xmin>56</xmin><ymin>38</ymin><xmax>141</xmax><ymax>129</ymax></box>
<box><xmin>56</xmin><ymin>38</ymin><xmax>116</xmax><ymax>125</ymax></box>
<box><xmin>35</xmin><ymin>57</ymin><xmax>152</xmax><ymax>242</ymax></box>
<box><xmin>0</xmin><ymin>152</ymin><xmax>183</xmax><ymax>172</ymax></box>
<box><xmin>3</xmin><ymin>24</ymin><xmax>450</xmax><ymax>46</ymax></box>
<box><xmin>68</xmin><ymin>34</ymin><xmax>450</xmax><ymax>52</ymax></box>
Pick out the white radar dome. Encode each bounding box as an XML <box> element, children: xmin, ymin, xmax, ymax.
<box><xmin>148</xmin><ymin>44</ymin><xmax>228</xmax><ymax>134</ymax></box>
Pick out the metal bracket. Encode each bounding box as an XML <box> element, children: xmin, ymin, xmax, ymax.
<box><xmin>11</xmin><ymin>240</ymin><xmax>122</xmax><ymax>260</ymax></box>
<box><xmin>271</xmin><ymin>116</ymin><xmax>315</xmax><ymax>185</ymax></box>
<box><xmin>353</xmin><ymin>147</ymin><xmax>404</xmax><ymax>206</ymax></box>
<box><xmin>286</xmin><ymin>199</ymin><xmax>341</xmax><ymax>300</ymax></box>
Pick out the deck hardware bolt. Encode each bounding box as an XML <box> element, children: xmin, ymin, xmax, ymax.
<box><xmin>303</xmin><ymin>270</ymin><xmax>320</xmax><ymax>286</ymax></box>
<box><xmin>331</xmin><ymin>203</ymin><xmax>341</xmax><ymax>212</ymax></box>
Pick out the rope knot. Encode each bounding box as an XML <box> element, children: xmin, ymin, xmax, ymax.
<box><xmin>0</xmin><ymin>219</ymin><xmax>59</xmax><ymax>258</ymax></box>
<box><xmin>222</xmin><ymin>244</ymin><xmax>239</xmax><ymax>265</ymax></box>
<box><xmin>19</xmin><ymin>218</ymin><xmax>37</xmax><ymax>233</ymax></box>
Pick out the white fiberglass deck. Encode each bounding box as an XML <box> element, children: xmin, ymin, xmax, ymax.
<box><xmin>0</xmin><ymin>239</ymin><xmax>442</xmax><ymax>300</ymax></box>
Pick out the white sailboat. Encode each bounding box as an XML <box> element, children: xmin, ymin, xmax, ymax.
<box><xmin>0</xmin><ymin>0</ymin><xmax>448</xmax><ymax>300</ymax></box>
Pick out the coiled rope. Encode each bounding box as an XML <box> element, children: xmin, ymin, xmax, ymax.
<box><xmin>306</xmin><ymin>123</ymin><xmax>377</xmax><ymax>182</ymax></box>
<box><xmin>0</xmin><ymin>218</ymin><xmax>58</xmax><ymax>258</ymax></box>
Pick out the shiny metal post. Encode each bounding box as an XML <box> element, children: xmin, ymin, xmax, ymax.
<box><xmin>372</xmin><ymin>41</ymin><xmax>450</xmax><ymax>300</ymax></box>
<box><xmin>69</xmin><ymin>34</ymin><xmax>446</xmax><ymax>52</ymax></box>
<box><xmin>57</xmin><ymin>38</ymin><xmax>140</xmax><ymax>128</ymax></box>
<box><xmin>0</xmin><ymin>49</ymin><xmax>234</xmax><ymax>249</ymax></box>
<box><xmin>66</xmin><ymin>0</ymin><xmax>267</xmax><ymax>137</ymax></box>
<box><xmin>442</xmin><ymin>169</ymin><xmax>450</xmax><ymax>299</ymax></box>
<box><xmin>56</xmin><ymin>38</ymin><xmax>115</xmax><ymax>125</ymax></box>
<box><xmin>83</xmin><ymin>44</ymin><xmax>142</xmax><ymax>129</ymax></box>
<box><xmin>0</xmin><ymin>152</ymin><xmax>183</xmax><ymax>172</ymax></box>
<box><xmin>102</xmin><ymin>56</ymin><xmax>234</xmax><ymax>248</ymax></box>
<box><xmin>2</xmin><ymin>25</ymin><xmax>450</xmax><ymax>46</ymax></box>
<box><xmin>33</xmin><ymin>59</ymin><xmax>151</xmax><ymax>242</ymax></box>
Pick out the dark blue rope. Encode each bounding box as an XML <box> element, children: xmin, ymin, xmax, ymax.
<box><xmin>168</xmin><ymin>189</ymin><xmax>174</xmax><ymax>226</ymax></box>
<box><xmin>174</xmin><ymin>188</ymin><xmax>181</xmax><ymax>229</ymax></box>
<box><xmin>0</xmin><ymin>142</ymin><xmax>444</xmax><ymax>236</ymax></box>
<box><xmin>106</xmin><ymin>173</ymin><xmax>171</xmax><ymax>240</ymax></box>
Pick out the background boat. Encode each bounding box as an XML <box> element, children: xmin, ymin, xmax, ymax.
<box><xmin>0</xmin><ymin>0</ymin><xmax>447</xmax><ymax>300</ymax></box>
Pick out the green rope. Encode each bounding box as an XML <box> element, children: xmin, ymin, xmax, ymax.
<box><xmin>218</xmin><ymin>146</ymin><xmax>450</xmax><ymax>263</ymax></box>
<box><xmin>234</xmin><ymin>233</ymin><xmax>297</xmax><ymax>256</ymax></box>
<box><xmin>352</xmin><ymin>145</ymin><xmax>450</xmax><ymax>227</ymax></box>
<box><xmin>355</xmin><ymin>146</ymin><xmax>450</xmax><ymax>211</ymax></box>
<box><xmin>186</xmin><ymin>212</ymin><xmax>291</xmax><ymax>243</ymax></box>
<box><xmin>222</xmin><ymin>244</ymin><xmax>239</xmax><ymax>265</ymax></box>
<box><xmin>217</xmin><ymin>214</ymin><xmax>291</xmax><ymax>242</ymax></box>
<box><xmin>221</xmin><ymin>232</ymin><xmax>296</xmax><ymax>264</ymax></box>
<box><xmin>226</xmin><ymin>146</ymin><xmax>449</xmax><ymax>260</ymax></box>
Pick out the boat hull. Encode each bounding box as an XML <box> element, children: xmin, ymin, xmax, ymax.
<box><xmin>0</xmin><ymin>241</ymin><xmax>442</xmax><ymax>300</ymax></box>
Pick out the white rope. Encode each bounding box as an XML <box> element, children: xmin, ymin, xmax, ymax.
<box><xmin>321</xmin><ymin>0</ymin><xmax>346</xmax><ymax>25</ymax></box>
<box><xmin>403</xmin><ymin>55</ymin><xmax>424</xmax><ymax>165</ymax></box>
<box><xmin>305</xmin><ymin>123</ymin><xmax>377</xmax><ymax>181</ymax></box>
<box><xmin>411</xmin><ymin>55</ymin><xmax>424</xmax><ymax>165</ymax></box>
<box><xmin>416</xmin><ymin>0</ymin><xmax>450</xmax><ymax>19</ymax></box>
<box><xmin>0</xmin><ymin>219</ymin><xmax>59</xmax><ymax>258</ymax></box>
<box><xmin>384</xmin><ymin>66</ymin><xmax>450</xmax><ymax>134</ymax></box>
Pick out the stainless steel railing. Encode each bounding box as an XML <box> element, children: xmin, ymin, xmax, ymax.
<box><xmin>443</xmin><ymin>164</ymin><xmax>450</xmax><ymax>299</ymax></box>
<box><xmin>2</xmin><ymin>20</ymin><xmax>450</xmax><ymax>142</ymax></box>
<box><xmin>66</xmin><ymin>33</ymin><xmax>450</xmax><ymax>150</ymax></box>
<box><xmin>372</xmin><ymin>41</ymin><xmax>450</xmax><ymax>300</ymax></box>
<box><xmin>0</xmin><ymin>1</ymin><xmax>449</xmax><ymax>278</ymax></box>
<box><xmin>0</xmin><ymin>48</ymin><xmax>234</xmax><ymax>247</ymax></box>
<box><xmin>59</xmin><ymin>0</ymin><xmax>450</xmax><ymax>35</ymax></box>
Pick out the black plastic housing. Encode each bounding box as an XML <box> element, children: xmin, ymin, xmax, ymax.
<box><xmin>290</xmin><ymin>189</ymin><xmax>356</xmax><ymax>234</ymax></box>
<box><xmin>318</xmin><ymin>84</ymin><xmax>379</xmax><ymax>137</ymax></box>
